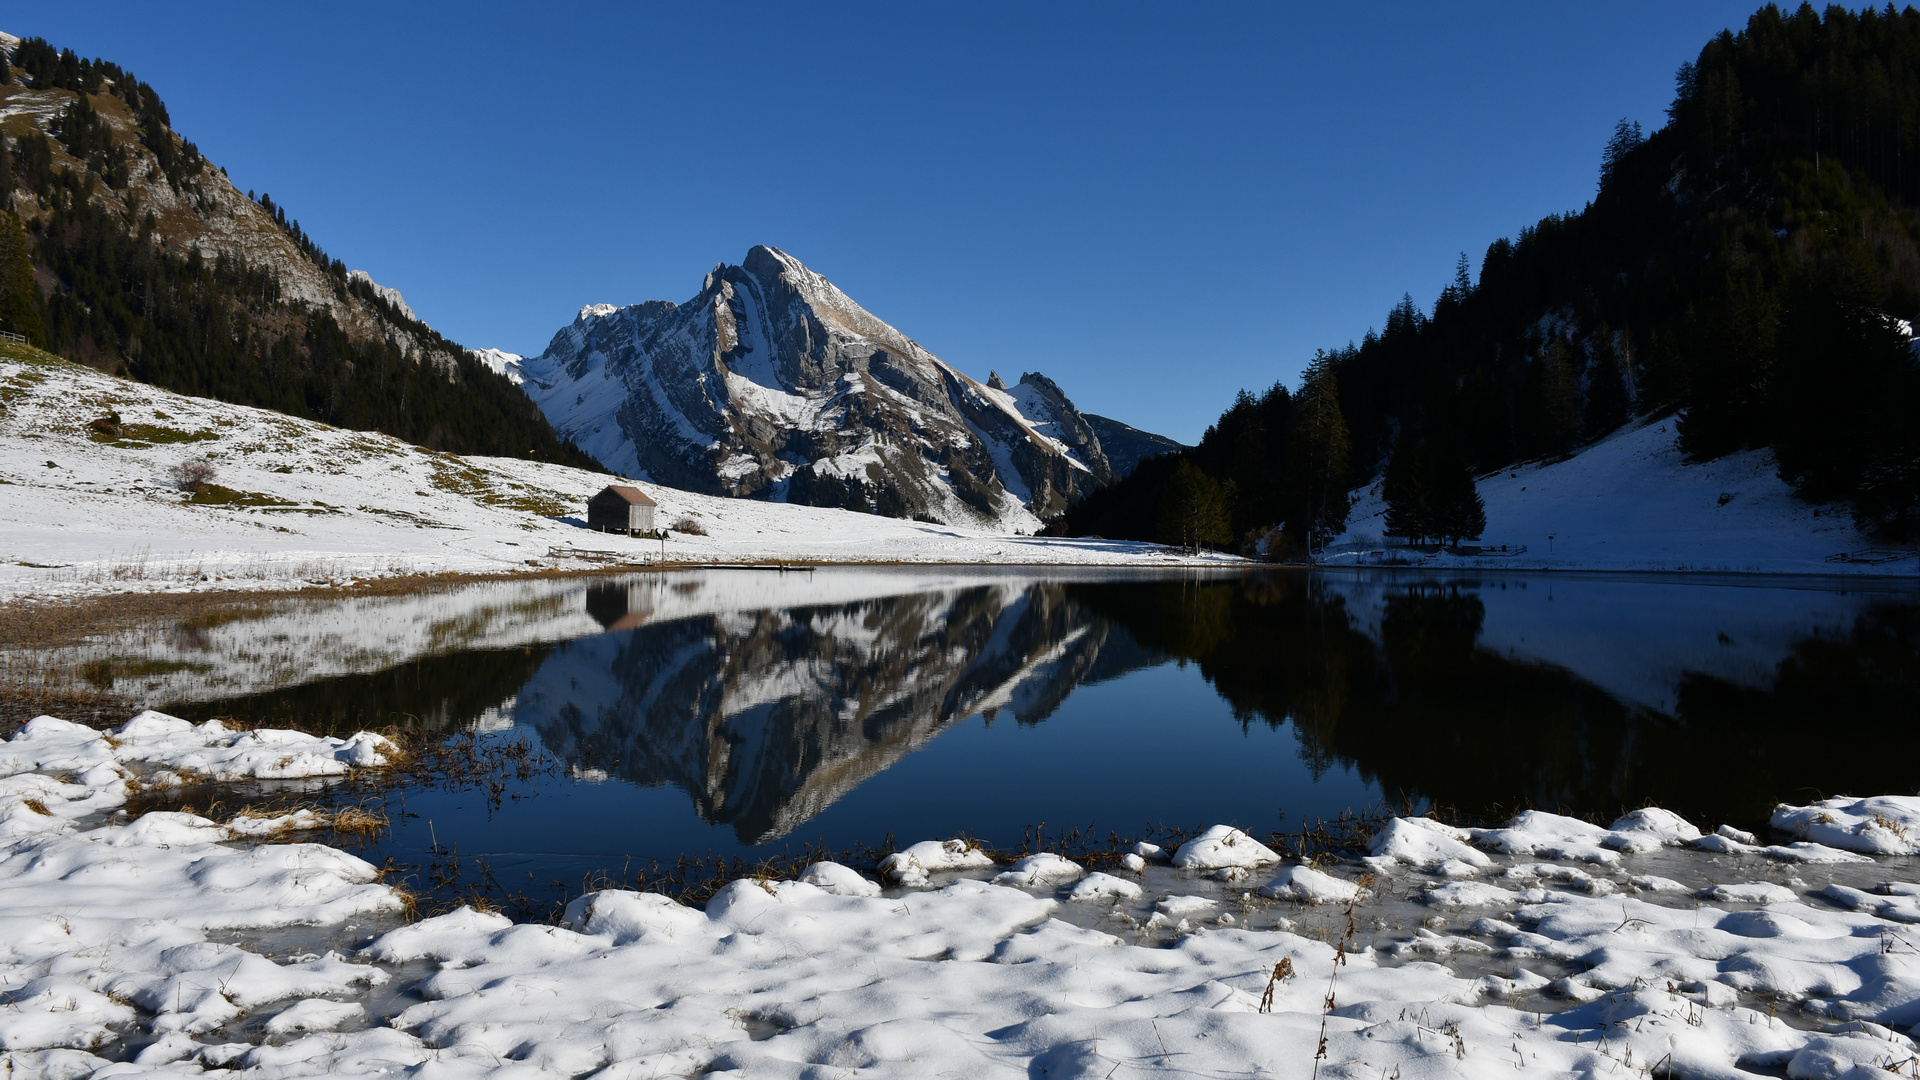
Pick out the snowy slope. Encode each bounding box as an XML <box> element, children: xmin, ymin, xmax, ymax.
<box><xmin>501</xmin><ymin>247</ymin><xmax>1129</xmax><ymax>530</ymax></box>
<box><xmin>469</xmin><ymin>347</ymin><xmax>526</xmax><ymax>386</ymax></box>
<box><xmin>1327</xmin><ymin>416</ymin><xmax>1898</xmax><ymax>575</ymax></box>
<box><xmin>0</xmin><ymin>346</ymin><xmax>1238</xmax><ymax>603</ymax></box>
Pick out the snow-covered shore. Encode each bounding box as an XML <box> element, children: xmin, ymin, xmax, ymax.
<box><xmin>1328</xmin><ymin>418</ymin><xmax>1912</xmax><ymax>576</ymax></box>
<box><xmin>0</xmin><ymin>351</ymin><xmax>1238</xmax><ymax>603</ymax></box>
<box><xmin>7</xmin><ymin>711</ymin><xmax>1920</xmax><ymax>1079</ymax></box>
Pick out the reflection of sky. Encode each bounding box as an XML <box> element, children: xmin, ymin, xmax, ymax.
<box><xmin>1325</xmin><ymin>573</ymin><xmax>1903</xmax><ymax>713</ymax></box>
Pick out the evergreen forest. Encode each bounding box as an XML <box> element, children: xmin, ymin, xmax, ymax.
<box><xmin>1057</xmin><ymin>3</ymin><xmax>1920</xmax><ymax>549</ymax></box>
<box><xmin>0</xmin><ymin>39</ymin><xmax>598</xmax><ymax>467</ymax></box>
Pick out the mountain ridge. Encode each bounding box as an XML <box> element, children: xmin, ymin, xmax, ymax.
<box><xmin>0</xmin><ymin>31</ymin><xmax>595</xmax><ymax>466</ymax></box>
<box><xmin>498</xmin><ymin>245</ymin><xmax>1174</xmax><ymax>530</ymax></box>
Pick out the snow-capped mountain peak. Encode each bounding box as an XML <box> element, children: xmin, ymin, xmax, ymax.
<box><xmin>500</xmin><ymin>246</ymin><xmax>1131</xmax><ymax>530</ymax></box>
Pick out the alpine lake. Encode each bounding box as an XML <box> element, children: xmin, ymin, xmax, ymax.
<box><xmin>26</xmin><ymin>566</ymin><xmax>1920</xmax><ymax>915</ymax></box>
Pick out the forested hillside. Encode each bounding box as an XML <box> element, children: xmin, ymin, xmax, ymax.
<box><xmin>0</xmin><ymin>36</ymin><xmax>598</xmax><ymax>466</ymax></box>
<box><xmin>1060</xmin><ymin>3</ymin><xmax>1920</xmax><ymax>548</ymax></box>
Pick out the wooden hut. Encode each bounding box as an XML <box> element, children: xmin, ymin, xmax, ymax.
<box><xmin>588</xmin><ymin>484</ymin><xmax>657</xmax><ymax>533</ymax></box>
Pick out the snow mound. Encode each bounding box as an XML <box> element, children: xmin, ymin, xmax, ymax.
<box><xmin>1065</xmin><ymin>872</ymin><xmax>1142</xmax><ymax>903</ymax></box>
<box><xmin>991</xmin><ymin>853</ymin><xmax>1086</xmax><ymax>888</ymax></box>
<box><xmin>1773</xmin><ymin>796</ymin><xmax>1920</xmax><ymax>855</ymax></box>
<box><xmin>800</xmin><ymin>861</ymin><xmax>883</xmax><ymax>897</ymax></box>
<box><xmin>1170</xmin><ymin>825</ymin><xmax>1280</xmax><ymax>870</ymax></box>
<box><xmin>878</xmin><ymin>839</ymin><xmax>996</xmax><ymax>887</ymax></box>
<box><xmin>1258</xmin><ymin>864</ymin><xmax>1368</xmax><ymax>904</ymax></box>
<box><xmin>1365</xmin><ymin>817</ymin><xmax>1492</xmax><ymax>874</ymax></box>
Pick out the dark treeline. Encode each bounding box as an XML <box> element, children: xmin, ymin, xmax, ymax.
<box><xmin>1061</xmin><ymin>3</ymin><xmax>1920</xmax><ymax>548</ymax></box>
<box><xmin>0</xmin><ymin>38</ymin><xmax>598</xmax><ymax>467</ymax></box>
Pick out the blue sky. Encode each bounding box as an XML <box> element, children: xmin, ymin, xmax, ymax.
<box><xmin>24</xmin><ymin>3</ymin><xmax>1763</xmax><ymax>443</ymax></box>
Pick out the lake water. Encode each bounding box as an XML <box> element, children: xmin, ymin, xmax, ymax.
<box><xmin>45</xmin><ymin>566</ymin><xmax>1919</xmax><ymax>905</ymax></box>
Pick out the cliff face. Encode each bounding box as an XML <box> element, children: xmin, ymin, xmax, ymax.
<box><xmin>511</xmin><ymin>246</ymin><xmax>1119</xmax><ymax>529</ymax></box>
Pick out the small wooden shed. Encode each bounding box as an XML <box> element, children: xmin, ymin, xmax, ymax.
<box><xmin>588</xmin><ymin>484</ymin><xmax>657</xmax><ymax>533</ymax></box>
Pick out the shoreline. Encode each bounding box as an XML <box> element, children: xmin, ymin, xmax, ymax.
<box><xmin>4</xmin><ymin>550</ymin><xmax>1914</xmax><ymax>610</ymax></box>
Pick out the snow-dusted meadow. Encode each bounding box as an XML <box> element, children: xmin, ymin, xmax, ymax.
<box><xmin>7</xmin><ymin>711</ymin><xmax>1920</xmax><ymax>1079</ymax></box>
<box><xmin>0</xmin><ymin>350</ymin><xmax>1236</xmax><ymax>604</ymax></box>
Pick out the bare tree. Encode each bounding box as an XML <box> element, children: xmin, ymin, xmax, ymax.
<box><xmin>169</xmin><ymin>459</ymin><xmax>216</xmax><ymax>494</ymax></box>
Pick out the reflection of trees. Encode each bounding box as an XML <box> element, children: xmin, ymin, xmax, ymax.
<box><xmin>1076</xmin><ymin>574</ymin><xmax>1920</xmax><ymax>826</ymax></box>
<box><xmin>1668</xmin><ymin>601</ymin><xmax>1920</xmax><ymax>810</ymax></box>
<box><xmin>520</xmin><ymin>584</ymin><xmax>1145</xmax><ymax>844</ymax></box>
<box><xmin>172</xmin><ymin>646</ymin><xmax>553</xmax><ymax>737</ymax></box>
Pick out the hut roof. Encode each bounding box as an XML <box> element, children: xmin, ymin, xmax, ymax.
<box><xmin>595</xmin><ymin>484</ymin><xmax>656</xmax><ymax>506</ymax></box>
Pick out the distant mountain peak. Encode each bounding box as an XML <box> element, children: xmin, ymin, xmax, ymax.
<box><xmin>503</xmin><ymin>247</ymin><xmax>1174</xmax><ymax>529</ymax></box>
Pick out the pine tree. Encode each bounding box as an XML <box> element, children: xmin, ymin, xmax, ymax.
<box><xmin>1529</xmin><ymin>336</ymin><xmax>1582</xmax><ymax>458</ymax></box>
<box><xmin>1427</xmin><ymin>445</ymin><xmax>1487</xmax><ymax>546</ymax></box>
<box><xmin>1157</xmin><ymin>459</ymin><xmax>1232</xmax><ymax>552</ymax></box>
<box><xmin>1599</xmin><ymin>117</ymin><xmax>1644</xmax><ymax>194</ymax></box>
<box><xmin>0</xmin><ymin>211</ymin><xmax>45</xmax><ymax>344</ymax></box>
<box><xmin>1583</xmin><ymin>323</ymin><xmax>1631</xmax><ymax>439</ymax></box>
<box><xmin>1772</xmin><ymin>285</ymin><xmax>1920</xmax><ymax>537</ymax></box>
<box><xmin>1381</xmin><ymin>435</ymin><xmax>1432</xmax><ymax>544</ymax></box>
<box><xmin>1288</xmin><ymin>350</ymin><xmax>1352</xmax><ymax>546</ymax></box>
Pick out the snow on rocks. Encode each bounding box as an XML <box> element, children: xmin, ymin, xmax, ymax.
<box><xmin>1774</xmin><ymin>795</ymin><xmax>1920</xmax><ymax>855</ymax></box>
<box><xmin>1170</xmin><ymin>825</ymin><xmax>1280</xmax><ymax>871</ymax></box>
<box><xmin>1065</xmin><ymin>871</ymin><xmax>1142</xmax><ymax>902</ymax></box>
<box><xmin>877</xmin><ymin>838</ymin><xmax>995</xmax><ymax>886</ymax></box>
<box><xmin>1364</xmin><ymin>815</ymin><xmax>1492</xmax><ymax>874</ymax></box>
<box><xmin>0</xmin><ymin>711</ymin><xmax>394</xmax><ymax>788</ymax></box>
<box><xmin>799</xmin><ymin>860</ymin><xmax>884</xmax><ymax>897</ymax></box>
<box><xmin>1701</xmin><ymin>881</ymin><xmax>1802</xmax><ymax>905</ymax></box>
<box><xmin>1258</xmin><ymin>863</ymin><xmax>1368</xmax><ymax>904</ymax></box>
<box><xmin>0</xmin><ymin>713</ymin><xmax>400</xmax><ymax>1061</ymax></box>
<box><xmin>262</xmin><ymin>998</ymin><xmax>368</xmax><ymax>1037</ymax></box>
<box><xmin>991</xmin><ymin>852</ymin><xmax>1085</xmax><ymax>887</ymax></box>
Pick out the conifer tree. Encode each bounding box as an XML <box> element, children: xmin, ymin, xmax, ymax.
<box><xmin>1287</xmin><ymin>351</ymin><xmax>1352</xmax><ymax>546</ymax></box>
<box><xmin>1583</xmin><ymin>324</ymin><xmax>1631</xmax><ymax>439</ymax></box>
<box><xmin>1157</xmin><ymin>459</ymin><xmax>1232</xmax><ymax>552</ymax></box>
<box><xmin>1528</xmin><ymin>336</ymin><xmax>1582</xmax><ymax>458</ymax></box>
<box><xmin>0</xmin><ymin>211</ymin><xmax>45</xmax><ymax>345</ymax></box>
<box><xmin>1599</xmin><ymin>117</ymin><xmax>1644</xmax><ymax>194</ymax></box>
<box><xmin>1381</xmin><ymin>435</ymin><xmax>1432</xmax><ymax>544</ymax></box>
<box><xmin>1427</xmin><ymin>445</ymin><xmax>1487</xmax><ymax>546</ymax></box>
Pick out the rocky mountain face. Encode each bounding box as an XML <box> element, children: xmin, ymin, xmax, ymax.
<box><xmin>1083</xmin><ymin>414</ymin><xmax>1185</xmax><ymax>478</ymax></box>
<box><xmin>504</xmin><ymin>246</ymin><xmax>1153</xmax><ymax>529</ymax></box>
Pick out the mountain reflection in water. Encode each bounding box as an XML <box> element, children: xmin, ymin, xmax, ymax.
<box><xmin>527</xmin><ymin>580</ymin><xmax>1157</xmax><ymax>843</ymax></box>
<box><xmin>170</xmin><ymin>569</ymin><xmax>1918</xmax><ymax>844</ymax></box>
